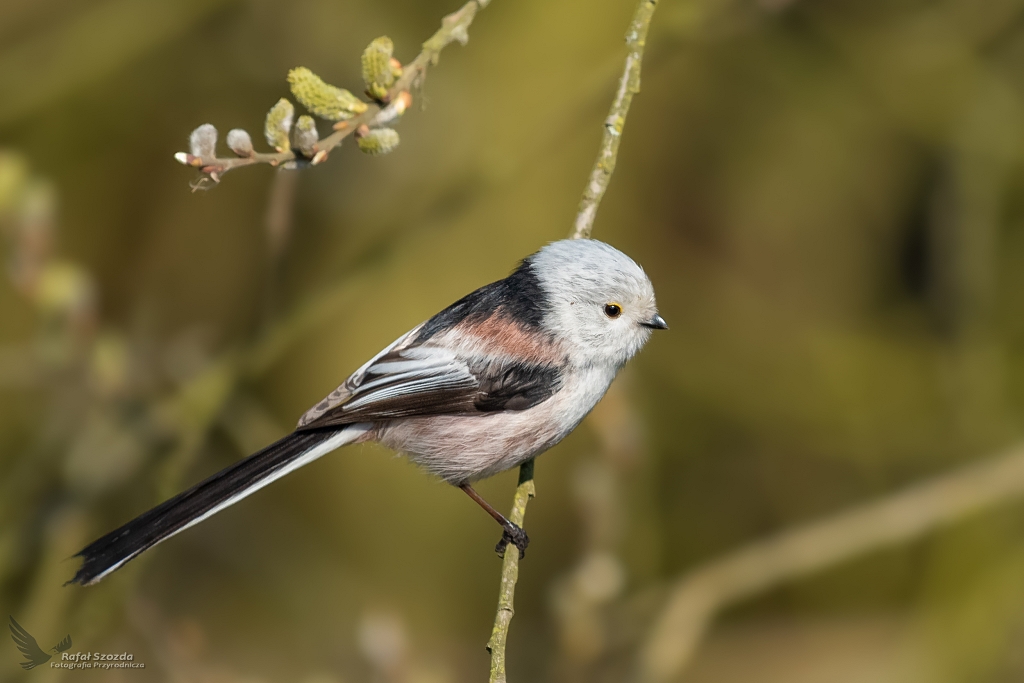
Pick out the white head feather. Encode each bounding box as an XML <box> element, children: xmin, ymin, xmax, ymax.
<box><xmin>530</xmin><ymin>239</ymin><xmax>663</xmax><ymax>368</ymax></box>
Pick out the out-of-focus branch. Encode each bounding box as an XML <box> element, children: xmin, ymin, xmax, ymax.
<box><xmin>262</xmin><ymin>169</ymin><xmax>300</xmax><ymax>323</ymax></box>
<box><xmin>177</xmin><ymin>1</ymin><xmax>488</xmax><ymax>185</ymax></box>
<box><xmin>638</xmin><ymin>441</ymin><xmax>1024</xmax><ymax>682</ymax></box>
<box><xmin>265</xmin><ymin>170</ymin><xmax>299</xmax><ymax>262</ymax></box>
<box><xmin>487</xmin><ymin>460</ymin><xmax>535</xmax><ymax>683</ymax></box>
<box><xmin>550</xmin><ymin>381</ymin><xmax>638</xmax><ymax>681</ymax></box>
<box><xmin>570</xmin><ymin>0</ymin><xmax>658</xmax><ymax>240</ymax></box>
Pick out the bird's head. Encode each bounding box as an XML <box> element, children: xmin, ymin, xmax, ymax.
<box><xmin>529</xmin><ymin>239</ymin><xmax>666</xmax><ymax>368</ymax></box>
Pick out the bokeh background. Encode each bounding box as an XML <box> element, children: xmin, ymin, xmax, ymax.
<box><xmin>4</xmin><ymin>0</ymin><xmax>1024</xmax><ymax>681</ymax></box>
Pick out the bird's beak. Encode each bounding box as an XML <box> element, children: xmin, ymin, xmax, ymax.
<box><xmin>640</xmin><ymin>313</ymin><xmax>669</xmax><ymax>330</ymax></box>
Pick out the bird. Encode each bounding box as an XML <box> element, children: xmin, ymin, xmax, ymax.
<box><xmin>9</xmin><ymin>616</ymin><xmax>72</xmax><ymax>670</ymax></box>
<box><xmin>67</xmin><ymin>238</ymin><xmax>667</xmax><ymax>586</ymax></box>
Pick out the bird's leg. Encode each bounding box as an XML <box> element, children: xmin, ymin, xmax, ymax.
<box><xmin>459</xmin><ymin>483</ymin><xmax>529</xmax><ymax>558</ymax></box>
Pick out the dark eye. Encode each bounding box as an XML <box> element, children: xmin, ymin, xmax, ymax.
<box><xmin>604</xmin><ymin>303</ymin><xmax>622</xmax><ymax>319</ymax></box>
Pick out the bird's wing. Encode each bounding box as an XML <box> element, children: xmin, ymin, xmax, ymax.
<box><xmin>297</xmin><ymin>334</ymin><xmax>563</xmax><ymax>430</ymax></box>
<box><xmin>8</xmin><ymin>617</ymin><xmax>51</xmax><ymax>668</ymax></box>
<box><xmin>334</xmin><ymin>343</ymin><xmax>481</xmax><ymax>418</ymax></box>
<box><xmin>296</xmin><ymin>324</ymin><xmax>423</xmax><ymax>428</ymax></box>
<box><xmin>53</xmin><ymin>635</ymin><xmax>72</xmax><ymax>652</ymax></box>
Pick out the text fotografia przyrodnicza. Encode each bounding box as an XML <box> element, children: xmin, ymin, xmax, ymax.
<box><xmin>52</xmin><ymin>652</ymin><xmax>145</xmax><ymax>669</ymax></box>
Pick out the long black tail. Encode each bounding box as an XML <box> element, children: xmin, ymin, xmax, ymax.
<box><xmin>68</xmin><ymin>427</ymin><xmax>360</xmax><ymax>585</ymax></box>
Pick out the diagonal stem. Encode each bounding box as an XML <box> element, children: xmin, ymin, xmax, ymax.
<box><xmin>570</xmin><ymin>0</ymin><xmax>658</xmax><ymax>240</ymax></box>
<box><xmin>638</xmin><ymin>441</ymin><xmax>1024</xmax><ymax>682</ymax></box>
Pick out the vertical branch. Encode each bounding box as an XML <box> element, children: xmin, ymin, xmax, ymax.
<box><xmin>265</xmin><ymin>170</ymin><xmax>299</xmax><ymax>263</ymax></box>
<box><xmin>487</xmin><ymin>0</ymin><xmax>659</xmax><ymax>679</ymax></box>
<box><xmin>487</xmin><ymin>460</ymin><xmax>535</xmax><ymax>683</ymax></box>
<box><xmin>550</xmin><ymin>381</ymin><xmax>640</xmax><ymax>681</ymax></box>
<box><xmin>263</xmin><ymin>169</ymin><xmax>300</xmax><ymax>323</ymax></box>
<box><xmin>570</xmin><ymin>0</ymin><xmax>658</xmax><ymax>240</ymax></box>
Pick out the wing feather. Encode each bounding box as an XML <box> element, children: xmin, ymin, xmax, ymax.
<box><xmin>310</xmin><ymin>345</ymin><xmax>481</xmax><ymax>424</ymax></box>
<box><xmin>298</xmin><ymin>334</ymin><xmax>563</xmax><ymax>431</ymax></box>
<box><xmin>296</xmin><ymin>325</ymin><xmax>423</xmax><ymax>428</ymax></box>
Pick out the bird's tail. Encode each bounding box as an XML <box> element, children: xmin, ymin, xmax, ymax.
<box><xmin>68</xmin><ymin>426</ymin><xmax>367</xmax><ymax>586</ymax></box>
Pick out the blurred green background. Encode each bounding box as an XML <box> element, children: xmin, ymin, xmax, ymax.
<box><xmin>5</xmin><ymin>0</ymin><xmax>1024</xmax><ymax>681</ymax></box>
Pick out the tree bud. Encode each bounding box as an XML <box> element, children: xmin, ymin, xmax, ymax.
<box><xmin>264</xmin><ymin>98</ymin><xmax>295</xmax><ymax>152</ymax></box>
<box><xmin>357</xmin><ymin>128</ymin><xmax>400</xmax><ymax>155</ymax></box>
<box><xmin>189</xmin><ymin>124</ymin><xmax>217</xmax><ymax>159</ymax></box>
<box><xmin>226</xmin><ymin>129</ymin><xmax>254</xmax><ymax>157</ymax></box>
<box><xmin>293</xmin><ymin>116</ymin><xmax>318</xmax><ymax>157</ymax></box>
<box><xmin>362</xmin><ymin>37</ymin><xmax>400</xmax><ymax>101</ymax></box>
<box><xmin>287</xmin><ymin>67</ymin><xmax>368</xmax><ymax>121</ymax></box>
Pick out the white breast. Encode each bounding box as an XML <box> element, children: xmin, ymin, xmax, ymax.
<box><xmin>375</xmin><ymin>364</ymin><xmax>618</xmax><ymax>483</ymax></box>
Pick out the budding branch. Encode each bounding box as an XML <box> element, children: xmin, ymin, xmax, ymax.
<box><xmin>177</xmin><ymin>0</ymin><xmax>488</xmax><ymax>184</ymax></box>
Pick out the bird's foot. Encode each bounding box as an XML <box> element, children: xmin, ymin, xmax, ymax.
<box><xmin>495</xmin><ymin>523</ymin><xmax>529</xmax><ymax>559</ymax></box>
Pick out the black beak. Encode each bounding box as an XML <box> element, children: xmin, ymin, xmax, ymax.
<box><xmin>640</xmin><ymin>314</ymin><xmax>669</xmax><ymax>330</ymax></box>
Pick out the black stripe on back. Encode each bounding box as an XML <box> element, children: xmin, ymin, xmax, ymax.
<box><xmin>414</xmin><ymin>257</ymin><xmax>548</xmax><ymax>343</ymax></box>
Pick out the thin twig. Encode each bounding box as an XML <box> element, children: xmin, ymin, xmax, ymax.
<box><xmin>486</xmin><ymin>460</ymin><xmax>535</xmax><ymax>683</ymax></box>
<box><xmin>638</xmin><ymin>441</ymin><xmax>1024</xmax><ymax>682</ymax></box>
<box><xmin>570</xmin><ymin>0</ymin><xmax>658</xmax><ymax>240</ymax></box>
<box><xmin>184</xmin><ymin>1</ymin><xmax>487</xmax><ymax>181</ymax></box>
<box><xmin>486</xmin><ymin>0</ymin><xmax>660</xmax><ymax>678</ymax></box>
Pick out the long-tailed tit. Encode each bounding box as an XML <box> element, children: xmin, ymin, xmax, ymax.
<box><xmin>69</xmin><ymin>239</ymin><xmax>667</xmax><ymax>585</ymax></box>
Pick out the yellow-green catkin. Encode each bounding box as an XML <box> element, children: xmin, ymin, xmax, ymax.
<box><xmin>361</xmin><ymin>37</ymin><xmax>401</xmax><ymax>100</ymax></box>
<box><xmin>265</xmin><ymin>98</ymin><xmax>295</xmax><ymax>152</ymax></box>
<box><xmin>357</xmin><ymin>128</ymin><xmax>400</xmax><ymax>155</ymax></box>
<box><xmin>287</xmin><ymin>67</ymin><xmax>367</xmax><ymax>121</ymax></box>
<box><xmin>293</xmin><ymin>116</ymin><xmax>318</xmax><ymax>157</ymax></box>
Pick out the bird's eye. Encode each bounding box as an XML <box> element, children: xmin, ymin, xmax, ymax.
<box><xmin>604</xmin><ymin>303</ymin><xmax>622</xmax><ymax>319</ymax></box>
